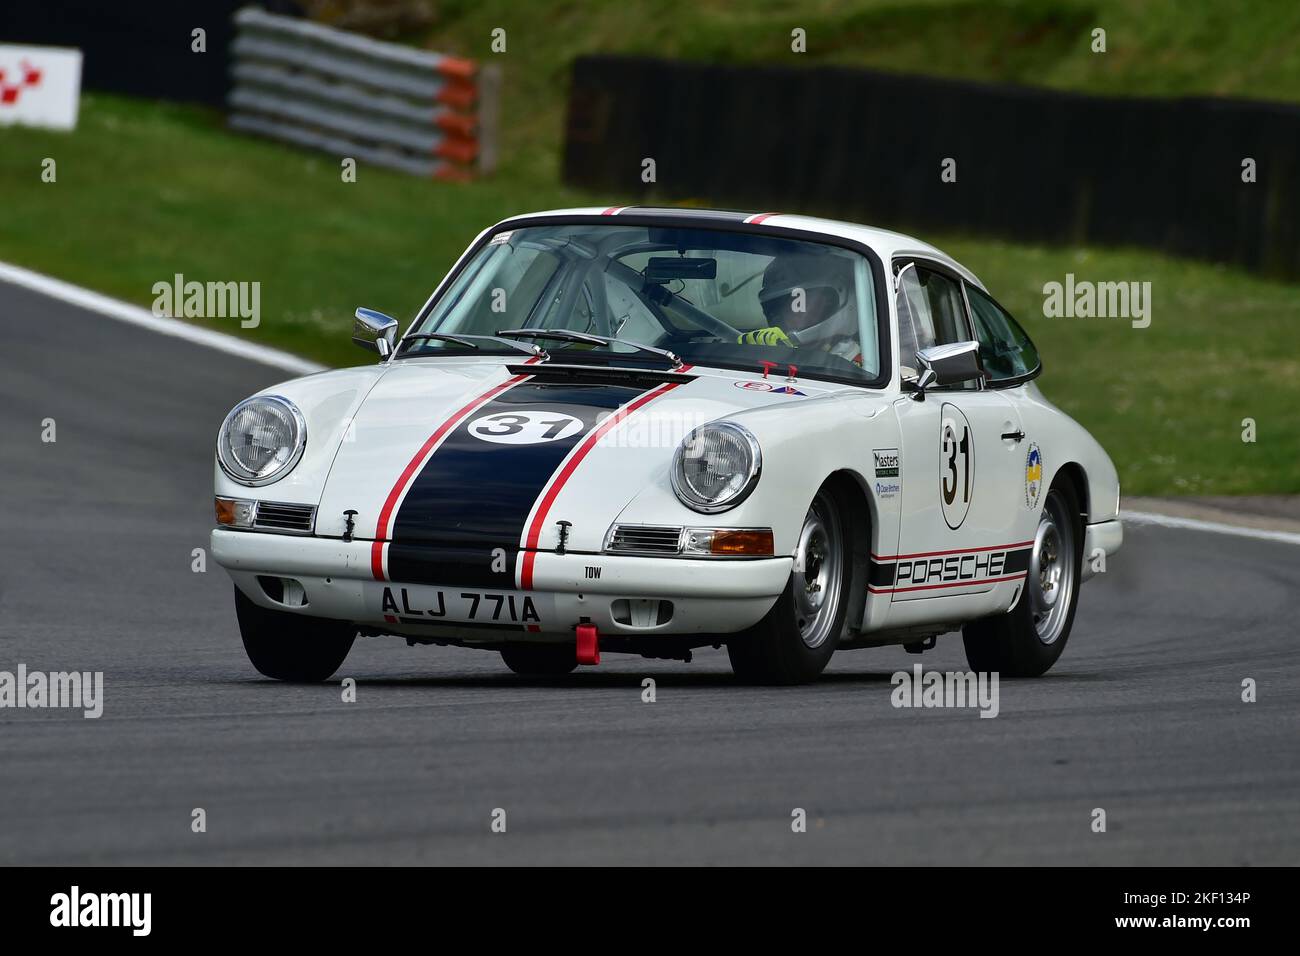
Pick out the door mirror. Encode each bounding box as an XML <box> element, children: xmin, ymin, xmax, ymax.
<box><xmin>912</xmin><ymin>340</ymin><xmax>984</xmax><ymax>396</ymax></box>
<box><xmin>353</xmin><ymin>307</ymin><xmax>399</xmax><ymax>357</ymax></box>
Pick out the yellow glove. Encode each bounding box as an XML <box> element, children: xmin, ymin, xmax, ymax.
<box><xmin>736</xmin><ymin>326</ymin><xmax>792</xmax><ymax>346</ymax></box>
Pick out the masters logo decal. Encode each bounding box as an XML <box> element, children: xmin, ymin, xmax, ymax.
<box><xmin>1025</xmin><ymin>442</ymin><xmax>1043</xmax><ymax>508</ymax></box>
<box><xmin>873</xmin><ymin>447</ymin><xmax>900</xmax><ymax>478</ymax></box>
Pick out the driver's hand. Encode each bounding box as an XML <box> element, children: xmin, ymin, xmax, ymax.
<box><xmin>737</xmin><ymin>326</ymin><xmax>793</xmax><ymax>346</ymax></box>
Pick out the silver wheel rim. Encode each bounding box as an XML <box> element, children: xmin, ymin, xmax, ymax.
<box><xmin>793</xmin><ymin>494</ymin><xmax>843</xmax><ymax>649</ymax></box>
<box><xmin>1028</xmin><ymin>489</ymin><xmax>1076</xmax><ymax>645</ymax></box>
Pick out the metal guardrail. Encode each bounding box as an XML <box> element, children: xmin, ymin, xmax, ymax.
<box><xmin>228</xmin><ymin>6</ymin><xmax>498</xmax><ymax>179</ymax></box>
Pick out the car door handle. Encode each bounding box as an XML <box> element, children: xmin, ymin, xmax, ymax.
<box><xmin>1001</xmin><ymin>429</ymin><xmax>1025</xmax><ymax>442</ymax></box>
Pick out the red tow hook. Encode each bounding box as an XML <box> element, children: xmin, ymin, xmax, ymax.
<box><xmin>575</xmin><ymin>623</ymin><xmax>601</xmax><ymax>665</ymax></box>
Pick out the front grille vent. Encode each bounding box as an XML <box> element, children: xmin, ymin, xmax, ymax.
<box><xmin>605</xmin><ymin>524</ymin><xmax>683</xmax><ymax>555</ymax></box>
<box><xmin>253</xmin><ymin>501</ymin><xmax>316</xmax><ymax>534</ymax></box>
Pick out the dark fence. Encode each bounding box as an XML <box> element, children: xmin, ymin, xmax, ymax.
<box><xmin>564</xmin><ymin>55</ymin><xmax>1300</xmax><ymax>279</ymax></box>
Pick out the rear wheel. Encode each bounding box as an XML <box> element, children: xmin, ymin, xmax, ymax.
<box><xmin>962</xmin><ymin>481</ymin><xmax>1082</xmax><ymax>677</ymax></box>
<box><xmin>235</xmin><ymin>587</ymin><xmax>356</xmax><ymax>682</ymax></box>
<box><xmin>500</xmin><ymin>643</ymin><xmax>578</xmax><ymax>676</ymax></box>
<box><xmin>727</xmin><ymin>484</ymin><xmax>853</xmax><ymax>685</ymax></box>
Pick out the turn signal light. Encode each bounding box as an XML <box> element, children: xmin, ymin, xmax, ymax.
<box><xmin>710</xmin><ymin>529</ymin><xmax>775</xmax><ymax>555</ymax></box>
<box><xmin>681</xmin><ymin>527</ymin><xmax>775</xmax><ymax>556</ymax></box>
<box><xmin>215</xmin><ymin>497</ymin><xmax>256</xmax><ymax>528</ymax></box>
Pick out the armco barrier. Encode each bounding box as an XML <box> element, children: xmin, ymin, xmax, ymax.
<box><xmin>564</xmin><ymin>55</ymin><xmax>1300</xmax><ymax>279</ymax></box>
<box><xmin>229</xmin><ymin>7</ymin><xmax>498</xmax><ymax>179</ymax></box>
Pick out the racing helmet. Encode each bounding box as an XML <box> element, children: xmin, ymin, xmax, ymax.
<box><xmin>758</xmin><ymin>252</ymin><xmax>850</xmax><ymax>323</ymax></box>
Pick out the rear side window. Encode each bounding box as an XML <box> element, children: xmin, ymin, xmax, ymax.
<box><xmin>965</xmin><ymin>284</ymin><xmax>1041</xmax><ymax>384</ymax></box>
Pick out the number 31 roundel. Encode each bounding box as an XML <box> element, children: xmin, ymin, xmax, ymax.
<box><xmin>939</xmin><ymin>403</ymin><xmax>973</xmax><ymax>530</ymax></box>
<box><xmin>468</xmin><ymin>411</ymin><xmax>585</xmax><ymax>445</ymax></box>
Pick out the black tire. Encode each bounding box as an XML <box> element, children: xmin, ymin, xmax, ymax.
<box><xmin>500</xmin><ymin>643</ymin><xmax>578</xmax><ymax>676</ymax></box>
<box><xmin>727</xmin><ymin>483</ymin><xmax>854</xmax><ymax>685</ymax></box>
<box><xmin>234</xmin><ymin>586</ymin><xmax>356</xmax><ymax>682</ymax></box>
<box><xmin>962</xmin><ymin>480</ymin><xmax>1083</xmax><ymax>677</ymax></box>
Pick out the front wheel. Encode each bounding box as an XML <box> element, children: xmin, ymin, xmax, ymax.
<box><xmin>962</xmin><ymin>481</ymin><xmax>1082</xmax><ymax>677</ymax></box>
<box><xmin>235</xmin><ymin>587</ymin><xmax>356</xmax><ymax>682</ymax></box>
<box><xmin>727</xmin><ymin>484</ymin><xmax>853</xmax><ymax>685</ymax></box>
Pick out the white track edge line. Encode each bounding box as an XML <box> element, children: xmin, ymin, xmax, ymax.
<box><xmin>1123</xmin><ymin>510</ymin><xmax>1300</xmax><ymax>546</ymax></box>
<box><xmin>0</xmin><ymin>259</ymin><xmax>326</xmax><ymax>375</ymax></box>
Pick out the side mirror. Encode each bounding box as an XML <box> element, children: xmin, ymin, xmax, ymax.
<box><xmin>911</xmin><ymin>341</ymin><xmax>984</xmax><ymax>398</ymax></box>
<box><xmin>353</xmin><ymin>307</ymin><xmax>399</xmax><ymax>357</ymax></box>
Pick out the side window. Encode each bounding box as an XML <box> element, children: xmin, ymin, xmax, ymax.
<box><xmin>965</xmin><ymin>284</ymin><xmax>1040</xmax><ymax>384</ymax></box>
<box><xmin>895</xmin><ymin>262</ymin><xmax>976</xmax><ymax>388</ymax></box>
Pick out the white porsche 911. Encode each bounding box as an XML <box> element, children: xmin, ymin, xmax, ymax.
<box><xmin>212</xmin><ymin>207</ymin><xmax>1122</xmax><ymax>685</ymax></box>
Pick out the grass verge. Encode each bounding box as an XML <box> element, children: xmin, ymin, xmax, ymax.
<box><xmin>1</xmin><ymin>93</ymin><xmax>1295</xmax><ymax>495</ymax></box>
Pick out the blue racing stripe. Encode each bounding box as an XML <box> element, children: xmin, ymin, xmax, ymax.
<box><xmin>386</xmin><ymin>377</ymin><xmax>650</xmax><ymax>587</ymax></box>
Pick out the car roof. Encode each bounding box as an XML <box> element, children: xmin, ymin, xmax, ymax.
<box><xmin>500</xmin><ymin>206</ymin><xmax>986</xmax><ymax>291</ymax></box>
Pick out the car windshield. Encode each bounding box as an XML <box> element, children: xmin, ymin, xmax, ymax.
<box><xmin>402</xmin><ymin>222</ymin><xmax>884</xmax><ymax>385</ymax></box>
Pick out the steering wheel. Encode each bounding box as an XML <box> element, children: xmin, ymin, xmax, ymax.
<box><xmin>665</xmin><ymin>295</ymin><xmax>748</xmax><ymax>343</ymax></box>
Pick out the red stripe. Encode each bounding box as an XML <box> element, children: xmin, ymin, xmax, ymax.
<box><xmin>518</xmin><ymin>369</ymin><xmax>691</xmax><ymax>589</ymax></box>
<box><xmin>869</xmin><ymin>572</ymin><xmax>1027</xmax><ymax>595</ymax></box>
<box><xmin>747</xmin><ymin>212</ymin><xmax>776</xmax><ymax>224</ymax></box>
<box><xmin>872</xmin><ymin>540</ymin><xmax>1034</xmax><ymax>562</ymax></box>
<box><xmin>370</xmin><ymin>364</ymin><xmax>538</xmax><ymax>581</ymax></box>
<box><xmin>600</xmin><ymin>206</ymin><xmax>628</xmax><ymax>216</ymax></box>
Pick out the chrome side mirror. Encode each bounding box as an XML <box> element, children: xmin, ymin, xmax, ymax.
<box><xmin>353</xmin><ymin>307</ymin><xmax>399</xmax><ymax>357</ymax></box>
<box><xmin>911</xmin><ymin>341</ymin><xmax>984</xmax><ymax>399</ymax></box>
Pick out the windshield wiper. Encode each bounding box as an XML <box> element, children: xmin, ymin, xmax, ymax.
<box><xmin>397</xmin><ymin>332</ymin><xmax>548</xmax><ymax>360</ymax></box>
<box><xmin>495</xmin><ymin>328</ymin><xmax>683</xmax><ymax>369</ymax></box>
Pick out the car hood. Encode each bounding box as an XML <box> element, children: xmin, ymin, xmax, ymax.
<box><xmin>310</xmin><ymin>358</ymin><xmax>861</xmax><ymax>573</ymax></box>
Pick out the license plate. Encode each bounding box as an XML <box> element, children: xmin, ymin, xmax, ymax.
<box><xmin>372</xmin><ymin>584</ymin><xmax>552</xmax><ymax>627</ymax></box>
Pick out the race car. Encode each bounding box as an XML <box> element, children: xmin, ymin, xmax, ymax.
<box><xmin>211</xmin><ymin>207</ymin><xmax>1122</xmax><ymax>685</ymax></box>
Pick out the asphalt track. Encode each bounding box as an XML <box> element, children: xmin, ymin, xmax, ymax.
<box><xmin>1</xmin><ymin>277</ymin><xmax>1297</xmax><ymax>865</ymax></box>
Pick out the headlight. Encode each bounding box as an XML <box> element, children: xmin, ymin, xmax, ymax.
<box><xmin>671</xmin><ymin>422</ymin><xmax>761</xmax><ymax>513</ymax></box>
<box><xmin>217</xmin><ymin>395</ymin><xmax>307</xmax><ymax>486</ymax></box>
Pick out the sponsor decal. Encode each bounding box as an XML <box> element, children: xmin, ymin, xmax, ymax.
<box><xmin>489</xmin><ymin>230</ymin><xmax>514</xmax><ymax>244</ymax></box>
<box><xmin>468</xmin><ymin>410</ymin><xmax>585</xmax><ymax>445</ymax></box>
<box><xmin>873</xmin><ymin>447</ymin><xmax>900</xmax><ymax>478</ymax></box>
<box><xmin>875</xmin><ymin>481</ymin><xmax>900</xmax><ymax>500</ymax></box>
<box><xmin>868</xmin><ymin>540</ymin><xmax>1033</xmax><ymax>594</ymax></box>
<box><xmin>1025</xmin><ymin>442</ymin><xmax>1043</xmax><ymax>508</ymax></box>
<box><xmin>733</xmin><ymin>379</ymin><xmax>773</xmax><ymax>391</ymax></box>
<box><xmin>769</xmin><ymin>385</ymin><xmax>806</xmax><ymax>396</ymax></box>
<box><xmin>939</xmin><ymin>403</ymin><xmax>974</xmax><ymax>530</ymax></box>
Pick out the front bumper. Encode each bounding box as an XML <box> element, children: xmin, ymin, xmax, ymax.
<box><xmin>1082</xmin><ymin>518</ymin><xmax>1123</xmax><ymax>580</ymax></box>
<box><xmin>211</xmin><ymin>529</ymin><xmax>791</xmax><ymax>639</ymax></box>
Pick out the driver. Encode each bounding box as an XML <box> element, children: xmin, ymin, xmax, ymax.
<box><xmin>736</xmin><ymin>253</ymin><xmax>861</xmax><ymax>363</ymax></box>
